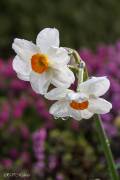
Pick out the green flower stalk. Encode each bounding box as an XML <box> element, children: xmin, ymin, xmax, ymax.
<box><xmin>94</xmin><ymin>115</ymin><xmax>119</xmax><ymax>180</ymax></box>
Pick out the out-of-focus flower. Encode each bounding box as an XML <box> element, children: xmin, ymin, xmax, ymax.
<box><xmin>56</xmin><ymin>173</ymin><xmax>64</xmax><ymax>180</ymax></box>
<box><xmin>12</xmin><ymin>97</ymin><xmax>28</xmax><ymax>119</ymax></box>
<box><xmin>9</xmin><ymin>148</ymin><xmax>19</xmax><ymax>159</ymax></box>
<box><xmin>48</xmin><ymin>155</ymin><xmax>58</xmax><ymax>170</ymax></box>
<box><xmin>20</xmin><ymin>125</ymin><xmax>30</xmax><ymax>140</ymax></box>
<box><xmin>32</xmin><ymin>128</ymin><xmax>47</xmax><ymax>174</ymax></box>
<box><xmin>20</xmin><ymin>151</ymin><xmax>31</xmax><ymax>165</ymax></box>
<box><xmin>45</xmin><ymin>77</ymin><xmax>112</xmax><ymax>120</ymax></box>
<box><xmin>1</xmin><ymin>159</ymin><xmax>13</xmax><ymax>169</ymax></box>
<box><xmin>71</xmin><ymin>120</ymin><xmax>79</xmax><ymax>131</ymax></box>
<box><xmin>35</xmin><ymin>99</ymin><xmax>52</xmax><ymax>121</ymax></box>
<box><xmin>101</xmin><ymin>113</ymin><xmax>113</xmax><ymax>122</ymax></box>
<box><xmin>10</xmin><ymin>79</ymin><xmax>27</xmax><ymax>90</ymax></box>
<box><xmin>12</xmin><ymin>28</ymin><xmax>75</xmax><ymax>94</ymax></box>
<box><xmin>32</xmin><ymin>128</ymin><xmax>47</xmax><ymax>141</ymax></box>
<box><xmin>0</xmin><ymin>101</ymin><xmax>10</xmax><ymax>128</ymax></box>
<box><xmin>103</xmin><ymin>122</ymin><xmax>117</xmax><ymax>137</ymax></box>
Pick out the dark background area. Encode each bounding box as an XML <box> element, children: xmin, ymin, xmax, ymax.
<box><xmin>1</xmin><ymin>0</ymin><xmax>120</xmax><ymax>57</ymax></box>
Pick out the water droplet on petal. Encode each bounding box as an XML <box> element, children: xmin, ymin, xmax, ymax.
<box><xmin>54</xmin><ymin>116</ymin><xmax>69</xmax><ymax>120</ymax></box>
<box><xmin>61</xmin><ymin>117</ymin><xmax>66</xmax><ymax>120</ymax></box>
<box><xmin>54</xmin><ymin>116</ymin><xmax>59</xmax><ymax>120</ymax></box>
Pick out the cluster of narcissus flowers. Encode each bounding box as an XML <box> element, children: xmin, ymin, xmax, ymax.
<box><xmin>12</xmin><ymin>28</ymin><xmax>112</xmax><ymax>121</ymax></box>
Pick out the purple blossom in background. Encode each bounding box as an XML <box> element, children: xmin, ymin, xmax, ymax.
<box><xmin>12</xmin><ymin>97</ymin><xmax>28</xmax><ymax>119</ymax></box>
<box><xmin>0</xmin><ymin>101</ymin><xmax>10</xmax><ymax>128</ymax></box>
<box><xmin>56</xmin><ymin>173</ymin><xmax>64</xmax><ymax>180</ymax></box>
<box><xmin>1</xmin><ymin>159</ymin><xmax>13</xmax><ymax>169</ymax></box>
<box><xmin>48</xmin><ymin>155</ymin><xmax>58</xmax><ymax>170</ymax></box>
<box><xmin>20</xmin><ymin>151</ymin><xmax>31</xmax><ymax>166</ymax></box>
<box><xmin>9</xmin><ymin>148</ymin><xmax>18</xmax><ymax>159</ymax></box>
<box><xmin>20</xmin><ymin>125</ymin><xmax>30</xmax><ymax>140</ymax></box>
<box><xmin>71</xmin><ymin>119</ymin><xmax>79</xmax><ymax>131</ymax></box>
<box><xmin>35</xmin><ymin>100</ymin><xmax>52</xmax><ymax>121</ymax></box>
<box><xmin>32</xmin><ymin>128</ymin><xmax>47</xmax><ymax>174</ymax></box>
<box><xmin>103</xmin><ymin>122</ymin><xmax>118</xmax><ymax>137</ymax></box>
<box><xmin>101</xmin><ymin>113</ymin><xmax>113</xmax><ymax>122</ymax></box>
<box><xmin>10</xmin><ymin>79</ymin><xmax>27</xmax><ymax>91</ymax></box>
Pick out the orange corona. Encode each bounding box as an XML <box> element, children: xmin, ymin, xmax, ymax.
<box><xmin>70</xmin><ymin>100</ymin><xmax>89</xmax><ymax>110</ymax></box>
<box><xmin>31</xmin><ymin>53</ymin><xmax>49</xmax><ymax>73</ymax></box>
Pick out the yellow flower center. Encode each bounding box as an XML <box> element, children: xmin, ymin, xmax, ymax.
<box><xmin>31</xmin><ymin>53</ymin><xmax>49</xmax><ymax>73</ymax></box>
<box><xmin>70</xmin><ymin>100</ymin><xmax>89</xmax><ymax>110</ymax></box>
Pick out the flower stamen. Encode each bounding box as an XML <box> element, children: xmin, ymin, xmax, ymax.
<box><xmin>70</xmin><ymin>100</ymin><xmax>89</xmax><ymax>110</ymax></box>
<box><xmin>31</xmin><ymin>53</ymin><xmax>49</xmax><ymax>73</ymax></box>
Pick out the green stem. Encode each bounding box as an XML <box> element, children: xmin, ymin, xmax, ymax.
<box><xmin>72</xmin><ymin>50</ymin><xmax>119</xmax><ymax>180</ymax></box>
<box><xmin>94</xmin><ymin>115</ymin><xmax>119</xmax><ymax>180</ymax></box>
<box><xmin>72</xmin><ymin>50</ymin><xmax>82</xmax><ymax>64</ymax></box>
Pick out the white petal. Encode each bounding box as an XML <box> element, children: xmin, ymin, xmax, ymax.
<box><xmin>12</xmin><ymin>55</ymin><xmax>31</xmax><ymax>80</ymax></box>
<box><xmin>80</xmin><ymin>109</ymin><xmax>94</xmax><ymax>119</ymax></box>
<box><xmin>88</xmin><ymin>98</ymin><xmax>112</xmax><ymax>114</ymax></box>
<box><xmin>47</xmin><ymin>47</ymin><xmax>70</xmax><ymax>67</ymax></box>
<box><xmin>78</xmin><ymin>77</ymin><xmax>110</xmax><ymax>97</ymax></box>
<box><xmin>67</xmin><ymin>91</ymin><xmax>88</xmax><ymax>102</ymax></box>
<box><xmin>12</xmin><ymin>38</ymin><xmax>38</xmax><ymax>61</ymax></box>
<box><xmin>30</xmin><ymin>71</ymin><xmax>52</xmax><ymax>94</ymax></box>
<box><xmin>45</xmin><ymin>87</ymin><xmax>71</xmax><ymax>100</ymax></box>
<box><xmin>17</xmin><ymin>73</ymin><xmax>30</xmax><ymax>81</ymax></box>
<box><xmin>69</xmin><ymin>108</ymin><xmax>82</xmax><ymax>121</ymax></box>
<box><xmin>52</xmin><ymin>66</ymin><xmax>75</xmax><ymax>88</ymax></box>
<box><xmin>49</xmin><ymin>100</ymin><xmax>70</xmax><ymax>118</ymax></box>
<box><xmin>36</xmin><ymin>28</ymin><xmax>59</xmax><ymax>53</ymax></box>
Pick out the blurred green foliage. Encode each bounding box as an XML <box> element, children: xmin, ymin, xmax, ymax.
<box><xmin>45</xmin><ymin>127</ymin><xmax>107</xmax><ymax>179</ymax></box>
<box><xmin>0</xmin><ymin>0</ymin><xmax>120</xmax><ymax>57</ymax></box>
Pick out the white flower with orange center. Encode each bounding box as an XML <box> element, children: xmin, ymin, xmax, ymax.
<box><xmin>45</xmin><ymin>77</ymin><xmax>112</xmax><ymax>120</ymax></box>
<box><xmin>12</xmin><ymin>28</ymin><xmax>75</xmax><ymax>94</ymax></box>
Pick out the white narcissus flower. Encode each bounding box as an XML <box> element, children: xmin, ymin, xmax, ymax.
<box><xmin>45</xmin><ymin>77</ymin><xmax>112</xmax><ymax>120</ymax></box>
<box><xmin>12</xmin><ymin>28</ymin><xmax>75</xmax><ymax>94</ymax></box>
